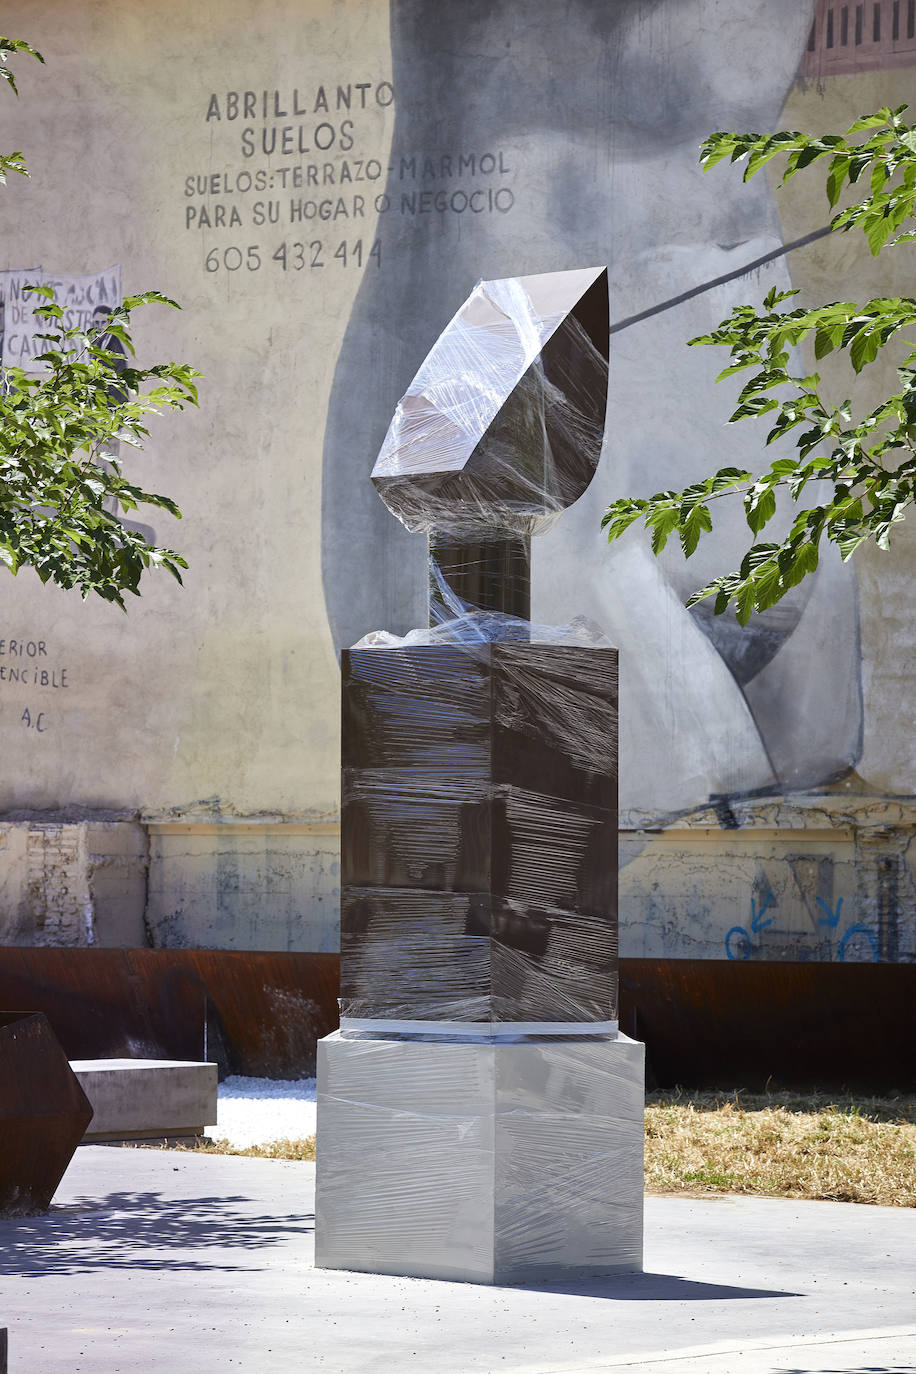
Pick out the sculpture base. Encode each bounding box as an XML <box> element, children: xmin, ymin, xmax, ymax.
<box><xmin>315</xmin><ymin>1030</ymin><xmax>644</xmax><ymax>1285</ymax></box>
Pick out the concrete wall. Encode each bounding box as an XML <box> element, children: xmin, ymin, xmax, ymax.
<box><xmin>0</xmin><ymin>820</ymin><xmax>147</xmax><ymax>947</ymax></box>
<box><xmin>0</xmin><ymin>0</ymin><xmax>913</xmax><ymax>963</ymax></box>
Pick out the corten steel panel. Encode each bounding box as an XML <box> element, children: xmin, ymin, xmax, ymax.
<box><xmin>340</xmin><ymin>641</ymin><xmax>618</xmax><ymax>1025</ymax></box>
<box><xmin>0</xmin><ymin>1011</ymin><xmax>93</xmax><ymax>1213</ymax></box>
<box><xmin>0</xmin><ymin>949</ymin><xmax>339</xmax><ymax>1079</ymax></box>
<box><xmin>619</xmin><ymin>957</ymin><xmax>916</xmax><ymax>1092</ymax></box>
<box><xmin>0</xmin><ymin>950</ymin><xmax>913</xmax><ymax>1086</ymax></box>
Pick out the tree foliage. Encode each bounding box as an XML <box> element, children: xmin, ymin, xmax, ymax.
<box><xmin>0</xmin><ymin>37</ymin><xmax>198</xmax><ymax>606</ymax></box>
<box><xmin>0</xmin><ymin>37</ymin><xmax>41</xmax><ymax>185</ymax></box>
<box><xmin>602</xmin><ymin>106</ymin><xmax>916</xmax><ymax>623</ymax></box>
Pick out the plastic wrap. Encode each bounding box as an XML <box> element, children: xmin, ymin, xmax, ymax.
<box><xmin>371</xmin><ymin>266</ymin><xmax>609</xmax><ymax>542</ymax></box>
<box><xmin>320</xmin><ymin>264</ymin><xmax>640</xmax><ymax>1286</ymax></box>
<box><xmin>342</xmin><ymin>267</ymin><xmax>618</xmax><ymax>1035</ymax></box>
<box><xmin>340</xmin><ymin>637</ymin><xmax>618</xmax><ymax>1031</ymax></box>
<box><xmin>315</xmin><ymin>1030</ymin><xmax>644</xmax><ymax>1283</ymax></box>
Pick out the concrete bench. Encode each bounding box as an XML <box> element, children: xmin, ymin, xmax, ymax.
<box><xmin>69</xmin><ymin>1059</ymin><xmax>218</xmax><ymax>1143</ymax></box>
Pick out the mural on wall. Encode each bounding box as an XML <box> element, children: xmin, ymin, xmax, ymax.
<box><xmin>319</xmin><ymin>0</ymin><xmax>916</xmax><ymax>964</ymax></box>
<box><xmin>320</xmin><ymin>0</ymin><xmax>864</xmax><ymax>823</ymax></box>
<box><xmin>0</xmin><ymin>0</ymin><xmax>912</xmax><ymax>966</ymax></box>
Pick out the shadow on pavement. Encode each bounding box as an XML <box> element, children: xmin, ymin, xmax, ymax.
<box><xmin>781</xmin><ymin>1367</ymin><xmax>916</xmax><ymax>1373</ymax></box>
<box><xmin>0</xmin><ymin>1191</ymin><xmax>314</xmax><ymax>1276</ymax></box>
<box><xmin>507</xmin><ymin>1271</ymin><xmax>800</xmax><ymax>1301</ymax></box>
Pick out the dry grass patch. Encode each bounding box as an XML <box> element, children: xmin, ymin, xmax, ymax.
<box><xmin>193</xmin><ymin>1136</ymin><xmax>316</xmax><ymax>1161</ymax></box>
<box><xmin>157</xmin><ymin>1091</ymin><xmax>916</xmax><ymax>1207</ymax></box>
<box><xmin>645</xmin><ymin>1090</ymin><xmax>916</xmax><ymax>1207</ymax></box>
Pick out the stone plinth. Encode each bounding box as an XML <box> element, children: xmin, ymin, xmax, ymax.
<box><xmin>70</xmin><ymin>1058</ymin><xmax>218</xmax><ymax>1142</ymax></box>
<box><xmin>316</xmin><ymin>1030</ymin><xmax>644</xmax><ymax>1285</ymax></box>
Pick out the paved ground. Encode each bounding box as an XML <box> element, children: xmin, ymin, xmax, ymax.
<box><xmin>0</xmin><ymin>1146</ymin><xmax>913</xmax><ymax>1374</ymax></box>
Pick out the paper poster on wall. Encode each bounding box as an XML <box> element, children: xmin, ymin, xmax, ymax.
<box><xmin>0</xmin><ymin>265</ymin><xmax>121</xmax><ymax>372</ymax></box>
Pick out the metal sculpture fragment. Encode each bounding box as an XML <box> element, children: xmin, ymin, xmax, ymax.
<box><xmin>0</xmin><ymin>1011</ymin><xmax>93</xmax><ymax>1214</ymax></box>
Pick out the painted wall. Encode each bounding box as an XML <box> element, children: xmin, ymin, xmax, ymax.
<box><xmin>0</xmin><ymin>0</ymin><xmax>913</xmax><ymax>964</ymax></box>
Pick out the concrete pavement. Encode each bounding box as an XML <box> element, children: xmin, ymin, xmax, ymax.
<box><xmin>0</xmin><ymin>1146</ymin><xmax>913</xmax><ymax>1373</ymax></box>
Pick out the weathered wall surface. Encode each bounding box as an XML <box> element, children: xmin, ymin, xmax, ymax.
<box><xmin>0</xmin><ymin>820</ymin><xmax>147</xmax><ymax>947</ymax></box>
<box><xmin>0</xmin><ymin>0</ymin><xmax>913</xmax><ymax>963</ymax></box>
<box><xmin>621</xmin><ymin>797</ymin><xmax>916</xmax><ymax>964</ymax></box>
<box><xmin>144</xmin><ymin>821</ymin><xmax>340</xmax><ymax>952</ymax></box>
<box><xmin>0</xmin><ymin>0</ymin><xmax>392</xmax><ymax>948</ymax></box>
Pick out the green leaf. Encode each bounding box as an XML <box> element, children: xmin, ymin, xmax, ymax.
<box><xmin>793</xmin><ymin>541</ymin><xmax>820</xmax><ymax>579</ymax></box>
<box><xmin>679</xmin><ymin>503</ymin><xmax>713</xmax><ymax>558</ymax></box>
<box><xmin>735</xmin><ymin>579</ymin><xmax>757</xmax><ymax>625</ymax></box>
<box><xmin>867</xmin><ymin>210</ymin><xmax>895</xmax><ymax>257</ymax></box>
<box><xmin>762</xmin><ymin>286</ymin><xmax>800</xmax><ymax>310</ymax></box>
<box><xmin>745</xmin><ymin>486</ymin><xmax>777</xmax><ymax>534</ymax></box>
<box><xmin>753</xmin><ymin>562</ymin><xmax>785</xmax><ymax>612</ymax></box>
<box><xmin>826</xmin><ymin>156</ymin><xmax>851</xmax><ymax>207</ymax></box>
<box><xmin>730</xmin><ymin>396</ymin><xmax>778</xmax><ymax>422</ymax></box>
<box><xmin>699</xmin><ymin>133</ymin><xmax>743</xmax><ymax>173</ymax></box>
<box><xmin>648</xmin><ymin>505</ymin><xmax>681</xmax><ymax>554</ymax></box>
<box><xmin>601</xmin><ymin>500</ymin><xmax>646</xmax><ymax>540</ymax></box>
<box><xmin>686</xmin><ymin>574</ymin><xmax>733</xmax><ymax>610</ymax></box>
<box><xmin>849</xmin><ymin>328</ymin><xmax>880</xmax><ymax>372</ymax></box>
<box><xmin>0</xmin><ymin>37</ymin><xmax>43</xmax><ymax>97</ymax></box>
<box><xmin>846</xmin><ymin>110</ymin><xmax>893</xmax><ymax>133</ymax></box>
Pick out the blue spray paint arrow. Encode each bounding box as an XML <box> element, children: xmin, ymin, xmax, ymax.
<box><xmin>750</xmin><ymin>893</ymin><xmax>774</xmax><ymax>933</ymax></box>
<box><xmin>816</xmin><ymin>896</ymin><xmax>843</xmax><ymax>928</ymax></box>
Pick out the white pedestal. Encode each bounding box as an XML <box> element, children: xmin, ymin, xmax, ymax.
<box><xmin>315</xmin><ymin>1031</ymin><xmax>644</xmax><ymax>1285</ymax></box>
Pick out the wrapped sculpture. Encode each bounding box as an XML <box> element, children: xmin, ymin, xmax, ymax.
<box><xmin>317</xmin><ymin>266</ymin><xmax>645</xmax><ymax>1284</ymax></box>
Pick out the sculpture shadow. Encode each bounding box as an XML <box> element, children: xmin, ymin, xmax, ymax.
<box><xmin>0</xmin><ymin>1191</ymin><xmax>314</xmax><ymax>1277</ymax></box>
<box><xmin>508</xmin><ymin>1271</ymin><xmax>800</xmax><ymax>1301</ymax></box>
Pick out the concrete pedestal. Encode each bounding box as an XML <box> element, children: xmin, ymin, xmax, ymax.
<box><xmin>70</xmin><ymin>1059</ymin><xmax>218</xmax><ymax>1143</ymax></box>
<box><xmin>316</xmin><ymin>1030</ymin><xmax>644</xmax><ymax>1285</ymax></box>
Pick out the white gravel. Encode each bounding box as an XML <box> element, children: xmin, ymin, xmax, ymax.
<box><xmin>208</xmin><ymin>1074</ymin><xmax>317</xmax><ymax>1147</ymax></box>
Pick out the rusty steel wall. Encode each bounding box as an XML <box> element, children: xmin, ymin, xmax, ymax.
<box><xmin>0</xmin><ymin>949</ymin><xmax>339</xmax><ymax>1079</ymax></box>
<box><xmin>0</xmin><ymin>948</ymin><xmax>912</xmax><ymax>1088</ymax></box>
<box><xmin>620</xmin><ymin>958</ymin><xmax>916</xmax><ymax>1091</ymax></box>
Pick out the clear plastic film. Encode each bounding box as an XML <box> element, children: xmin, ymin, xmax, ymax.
<box><xmin>343</xmin><ymin>270</ymin><xmax>617</xmax><ymax>1035</ymax></box>
<box><xmin>321</xmin><ymin>265</ymin><xmax>640</xmax><ymax>1286</ymax></box>
<box><xmin>340</xmin><ymin>627</ymin><xmax>619</xmax><ymax>1032</ymax></box>
<box><xmin>371</xmin><ymin>267</ymin><xmax>609</xmax><ymax>539</ymax></box>
<box><xmin>315</xmin><ymin>1030</ymin><xmax>644</xmax><ymax>1283</ymax></box>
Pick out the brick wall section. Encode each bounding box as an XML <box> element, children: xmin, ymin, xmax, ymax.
<box><xmin>0</xmin><ymin>822</ymin><xmax>148</xmax><ymax>948</ymax></box>
<box><xmin>25</xmin><ymin>824</ymin><xmax>91</xmax><ymax>945</ymax></box>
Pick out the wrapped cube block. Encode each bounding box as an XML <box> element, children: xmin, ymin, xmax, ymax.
<box><xmin>340</xmin><ymin>641</ymin><xmax>618</xmax><ymax>1030</ymax></box>
<box><xmin>316</xmin><ymin>1031</ymin><xmax>644</xmax><ymax>1284</ymax></box>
